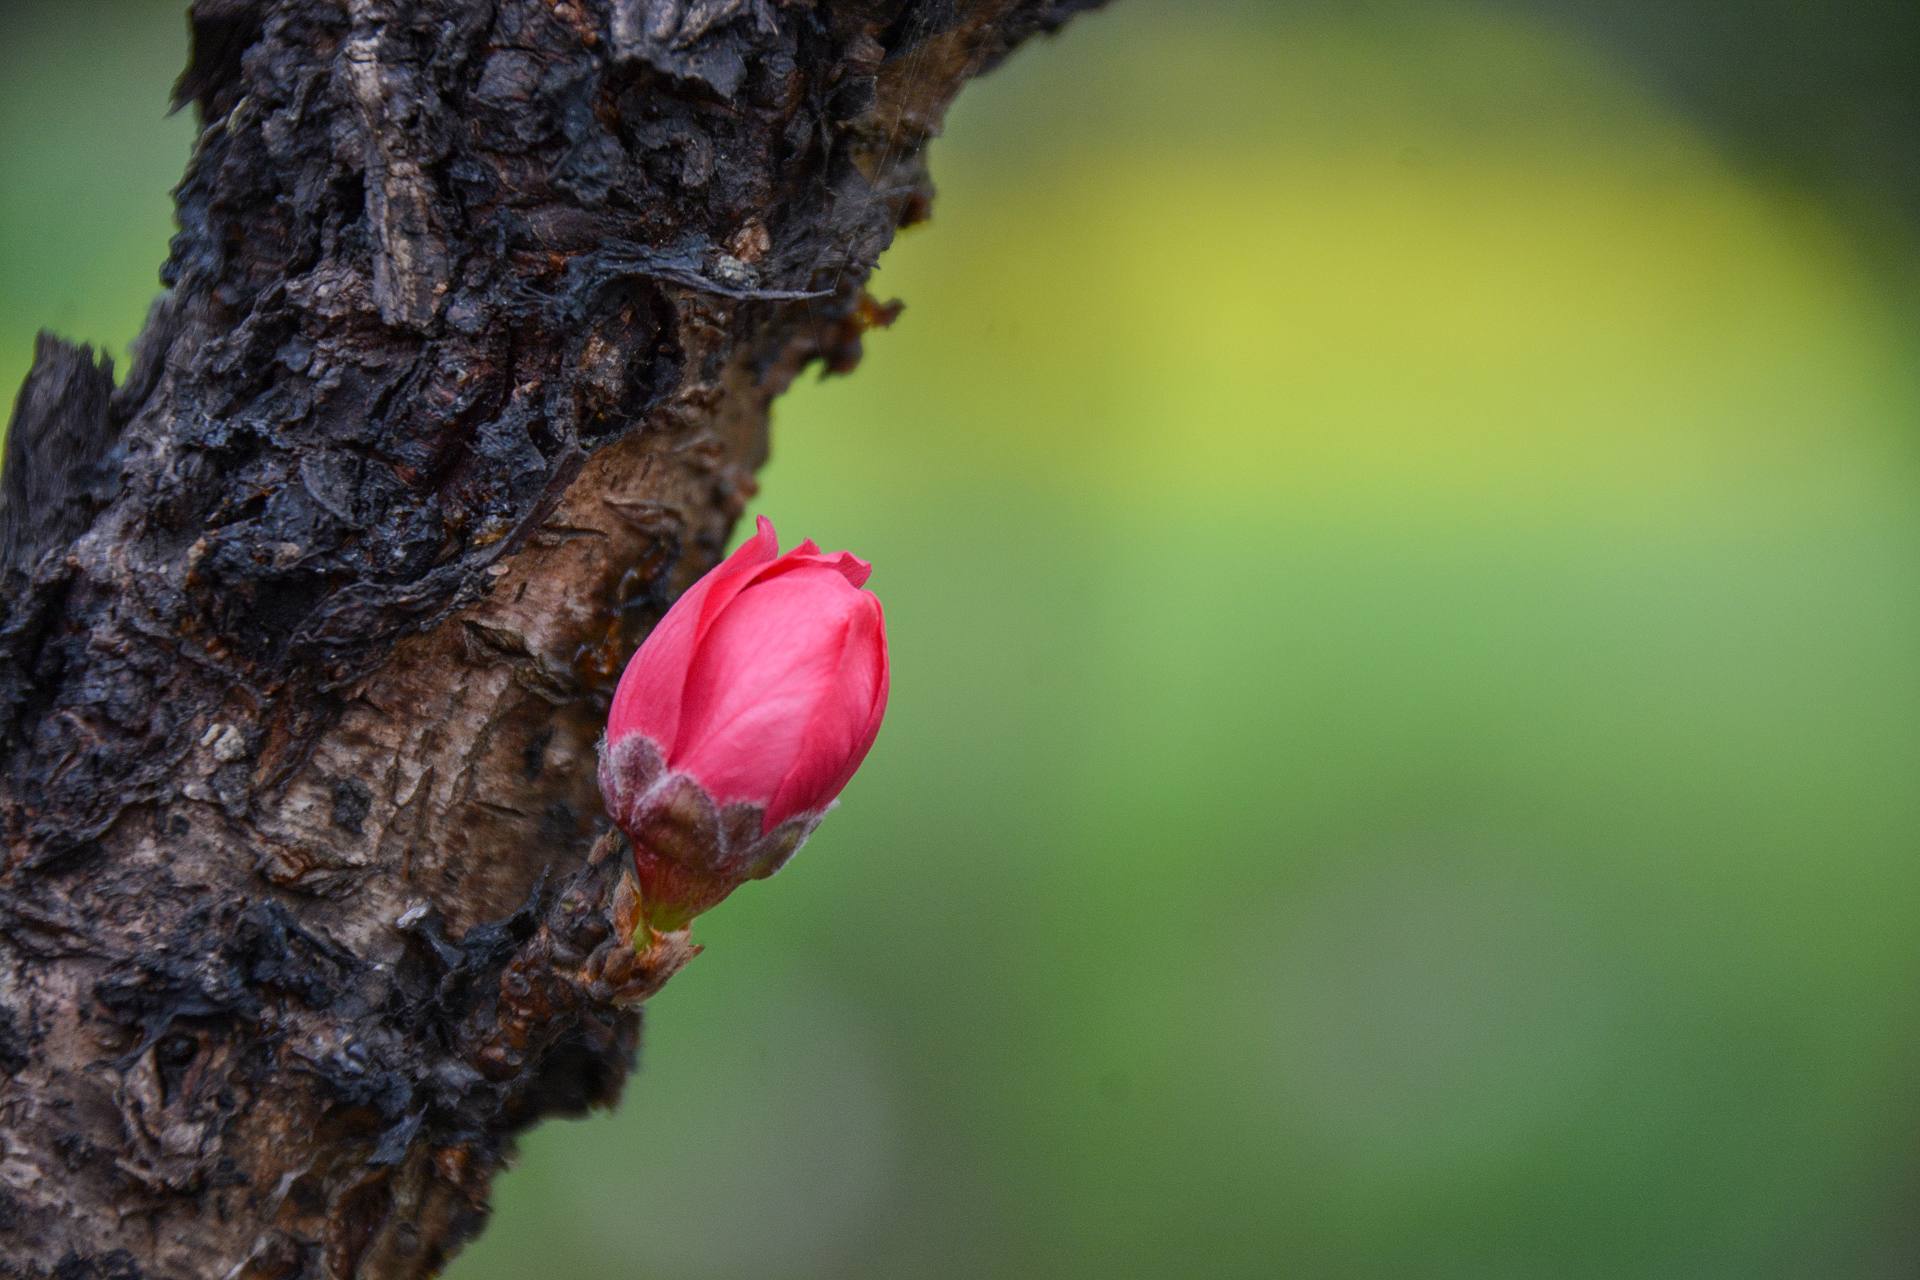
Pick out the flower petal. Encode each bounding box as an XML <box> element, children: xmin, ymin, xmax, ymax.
<box><xmin>672</xmin><ymin>564</ymin><xmax>861</xmax><ymax>805</ymax></box>
<box><xmin>606</xmin><ymin>515</ymin><xmax>780</xmax><ymax>753</ymax></box>
<box><xmin>766</xmin><ymin>589</ymin><xmax>888</xmax><ymax>828</ymax></box>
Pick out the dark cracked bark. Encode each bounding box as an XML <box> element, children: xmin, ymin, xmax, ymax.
<box><xmin>0</xmin><ymin>1</ymin><xmax>1103</xmax><ymax>1275</ymax></box>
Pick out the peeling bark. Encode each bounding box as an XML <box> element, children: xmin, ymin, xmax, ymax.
<box><xmin>0</xmin><ymin>1</ymin><xmax>1103</xmax><ymax>1274</ymax></box>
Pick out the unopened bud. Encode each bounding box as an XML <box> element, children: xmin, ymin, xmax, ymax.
<box><xmin>599</xmin><ymin>516</ymin><xmax>889</xmax><ymax>931</ymax></box>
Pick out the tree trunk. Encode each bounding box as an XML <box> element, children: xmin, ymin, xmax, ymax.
<box><xmin>0</xmin><ymin>2</ymin><xmax>1102</xmax><ymax>1275</ymax></box>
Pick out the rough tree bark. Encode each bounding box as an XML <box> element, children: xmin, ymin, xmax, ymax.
<box><xmin>0</xmin><ymin>1</ymin><xmax>1102</xmax><ymax>1275</ymax></box>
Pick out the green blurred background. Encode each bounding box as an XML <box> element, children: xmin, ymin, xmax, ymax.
<box><xmin>8</xmin><ymin>2</ymin><xmax>1920</xmax><ymax>1276</ymax></box>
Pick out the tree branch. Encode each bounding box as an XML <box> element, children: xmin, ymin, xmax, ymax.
<box><xmin>0</xmin><ymin>1</ymin><xmax>1102</xmax><ymax>1274</ymax></box>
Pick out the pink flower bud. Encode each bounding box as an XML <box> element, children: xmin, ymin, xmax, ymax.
<box><xmin>599</xmin><ymin>516</ymin><xmax>889</xmax><ymax>928</ymax></box>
